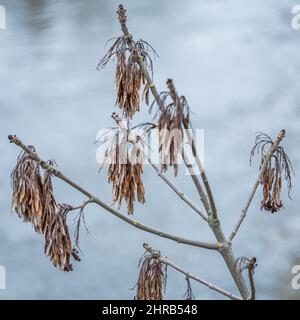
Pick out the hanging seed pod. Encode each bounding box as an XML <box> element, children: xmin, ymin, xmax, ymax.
<box><xmin>100</xmin><ymin>126</ymin><xmax>146</xmax><ymax>215</ymax></box>
<box><xmin>44</xmin><ymin>203</ymin><xmax>77</xmax><ymax>272</ymax></box>
<box><xmin>149</xmin><ymin>79</ymin><xmax>191</xmax><ymax>176</ymax></box>
<box><xmin>250</xmin><ymin>132</ymin><xmax>294</xmax><ymax>213</ymax></box>
<box><xmin>97</xmin><ymin>9</ymin><xmax>157</xmax><ymax>118</ymax></box>
<box><xmin>11</xmin><ymin>147</ymin><xmax>44</xmax><ymax>233</ymax></box>
<box><xmin>135</xmin><ymin>251</ymin><xmax>167</xmax><ymax>300</ymax></box>
<box><xmin>108</xmin><ymin>161</ymin><xmax>145</xmax><ymax>215</ymax></box>
<box><xmin>41</xmin><ymin>161</ymin><xmax>58</xmax><ymax>234</ymax></box>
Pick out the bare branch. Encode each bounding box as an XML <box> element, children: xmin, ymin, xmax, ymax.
<box><xmin>228</xmin><ymin>129</ymin><xmax>286</xmax><ymax>241</ymax></box>
<box><xmin>143</xmin><ymin>243</ymin><xmax>242</xmax><ymax>300</ymax></box>
<box><xmin>8</xmin><ymin>134</ymin><xmax>219</xmax><ymax>251</ymax></box>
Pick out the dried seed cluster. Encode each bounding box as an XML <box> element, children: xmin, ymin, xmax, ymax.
<box><xmin>42</xmin><ymin>161</ymin><xmax>57</xmax><ymax>234</ymax></box>
<box><xmin>136</xmin><ymin>251</ymin><xmax>167</xmax><ymax>300</ymax></box>
<box><xmin>44</xmin><ymin>204</ymin><xmax>74</xmax><ymax>271</ymax></box>
<box><xmin>150</xmin><ymin>79</ymin><xmax>191</xmax><ymax>176</ymax></box>
<box><xmin>11</xmin><ymin>147</ymin><xmax>44</xmax><ymax>233</ymax></box>
<box><xmin>261</xmin><ymin>161</ymin><xmax>283</xmax><ymax>213</ymax></box>
<box><xmin>107</xmin><ymin>136</ymin><xmax>145</xmax><ymax>215</ymax></box>
<box><xmin>97</xmin><ymin>30</ymin><xmax>157</xmax><ymax>118</ymax></box>
<box><xmin>11</xmin><ymin>151</ymin><xmax>81</xmax><ymax>271</ymax></box>
<box><xmin>108</xmin><ymin>163</ymin><xmax>145</xmax><ymax>215</ymax></box>
<box><xmin>251</xmin><ymin>133</ymin><xmax>293</xmax><ymax>213</ymax></box>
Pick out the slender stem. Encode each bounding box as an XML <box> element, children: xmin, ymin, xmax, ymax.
<box><xmin>228</xmin><ymin>129</ymin><xmax>286</xmax><ymax>242</ymax></box>
<box><xmin>69</xmin><ymin>198</ymin><xmax>94</xmax><ymax>211</ymax></box>
<box><xmin>186</xmin><ymin>128</ymin><xmax>218</xmax><ymax>219</ymax></box>
<box><xmin>181</xmin><ymin>149</ymin><xmax>211</xmax><ymax>215</ymax></box>
<box><xmin>149</xmin><ymin>161</ymin><xmax>208</xmax><ymax>222</ymax></box>
<box><xmin>143</xmin><ymin>243</ymin><xmax>242</xmax><ymax>300</ymax></box>
<box><xmin>8</xmin><ymin>135</ymin><xmax>219</xmax><ymax>251</ymax></box>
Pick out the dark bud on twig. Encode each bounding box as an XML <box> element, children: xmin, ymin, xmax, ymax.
<box><xmin>71</xmin><ymin>248</ymin><xmax>81</xmax><ymax>262</ymax></box>
<box><xmin>117</xmin><ymin>4</ymin><xmax>127</xmax><ymax>24</ymax></box>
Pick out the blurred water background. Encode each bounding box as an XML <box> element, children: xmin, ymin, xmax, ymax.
<box><xmin>0</xmin><ymin>0</ymin><xmax>299</xmax><ymax>299</ymax></box>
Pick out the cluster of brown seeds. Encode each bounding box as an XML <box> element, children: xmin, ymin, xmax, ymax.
<box><xmin>251</xmin><ymin>133</ymin><xmax>293</xmax><ymax>213</ymax></box>
<box><xmin>97</xmin><ymin>30</ymin><xmax>156</xmax><ymax>118</ymax></box>
<box><xmin>106</xmin><ymin>134</ymin><xmax>145</xmax><ymax>215</ymax></box>
<box><xmin>115</xmin><ymin>49</ymin><xmax>145</xmax><ymax>118</ymax></box>
<box><xmin>108</xmin><ymin>163</ymin><xmax>145</xmax><ymax>215</ymax></box>
<box><xmin>135</xmin><ymin>250</ymin><xmax>167</xmax><ymax>300</ymax></box>
<box><xmin>11</xmin><ymin>147</ymin><xmax>44</xmax><ymax>233</ymax></box>
<box><xmin>150</xmin><ymin>79</ymin><xmax>191</xmax><ymax>176</ymax></box>
<box><xmin>11</xmin><ymin>151</ymin><xmax>81</xmax><ymax>271</ymax></box>
<box><xmin>44</xmin><ymin>204</ymin><xmax>74</xmax><ymax>271</ymax></box>
<box><xmin>261</xmin><ymin>160</ymin><xmax>283</xmax><ymax>213</ymax></box>
<box><xmin>41</xmin><ymin>161</ymin><xmax>57</xmax><ymax>234</ymax></box>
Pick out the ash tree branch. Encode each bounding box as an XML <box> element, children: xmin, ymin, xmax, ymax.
<box><xmin>228</xmin><ymin>129</ymin><xmax>286</xmax><ymax>242</ymax></box>
<box><xmin>116</xmin><ymin>7</ymin><xmax>212</xmax><ymax>216</ymax></box>
<box><xmin>143</xmin><ymin>243</ymin><xmax>242</xmax><ymax>300</ymax></box>
<box><xmin>115</xmin><ymin>5</ymin><xmax>250</xmax><ymax>299</ymax></box>
<box><xmin>8</xmin><ymin>134</ymin><xmax>219</xmax><ymax>251</ymax></box>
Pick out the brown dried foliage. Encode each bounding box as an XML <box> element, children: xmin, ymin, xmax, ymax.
<box><xmin>97</xmin><ymin>29</ymin><xmax>157</xmax><ymax>118</ymax></box>
<box><xmin>150</xmin><ymin>79</ymin><xmax>191</xmax><ymax>176</ymax></box>
<box><xmin>136</xmin><ymin>251</ymin><xmax>167</xmax><ymax>300</ymax></box>
<box><xmin>11</xmin><ymin>147</ymin><xmax>44</xmax><ymax>233</ymax></box>
<box><xmin>251</xmin><ymin>133</ymin><xmax>294</xmax><ymax>213</ymax></box>
<box><xmin>100</xmin><ymin>129</ymin><xmax>146</xmax><ymax>215</ymax></box>
<box><xmin>42</xmin><ymin>161</ymin><xmax>58</xmax><ymax>234</ymax></box>
<box><xmin>11</xmin><ymin>151</ymin><xmax>81</xmax><ymax>271</ymax></box>
<box><xmin>108</xmin><ymin>161</ymin><xmax>145</xmax><ymax>215</ymax></box>
<box><xmin>44</xmin><ymin>203</ymin><xmax>76</xmax><ymax>272</ymax></box>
